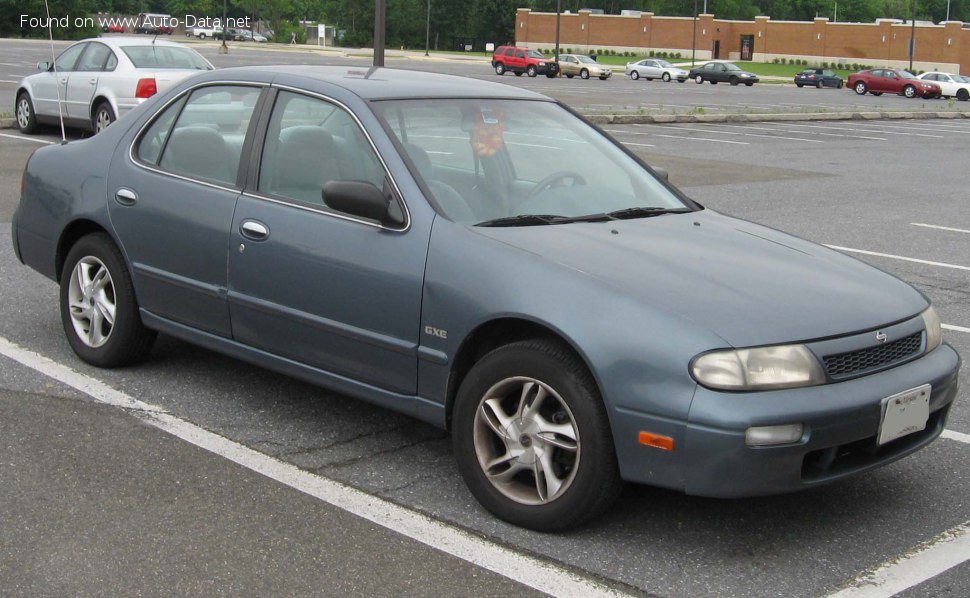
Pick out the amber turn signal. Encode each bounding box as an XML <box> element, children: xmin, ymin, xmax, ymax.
<box><xmin>638</xmin><ymin>431</ymin><xmax>674</xmax><ymax>451</ymax></box>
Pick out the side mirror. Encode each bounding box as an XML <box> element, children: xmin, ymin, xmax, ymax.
<box><xmin>322</xmin><ymin>180</ymin><xmax>403</xmax><ymax>227</ymax></box>
<box><xmin>37</xmin><ymin>61</ymin><xmax>51</xmax><ymax>71</ymax></box>
<box><xmin>652</xmin><ymin>167</ymin><xmax>669</xmax><ymax>181</ymax></box>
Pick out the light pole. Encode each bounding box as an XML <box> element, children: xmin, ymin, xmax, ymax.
<box><xmin>691</xmin><ymin>0</ymin><xmax>698</xmax><ymax>67</ymax></box>
<box><xmin>425</xmin><ymin>0</ymin><xmax>430</xmax><ymax>56</ymax></box>
<box><xmin>220</xmin><ymin>0</ymin><xmax>228</xmax><ymax>54</ymax></box>
<box><xmin>554</xmin><ymin>0</ymin><xmax>561</xmax><ymax>75</ymax></box>
<box><xmin>374</xmin><ymin>0</ymin><xmax>385</xmax><ymax>67</ymax></box>
<box><xmin>909</xmin><ymin>0</ymin><xmax>916</xmax><ymax>72</ymax></box>
<box><xmin>946</xmin><ymin>0</ymin><xmax>951</xmax><ymax>21</ymax></box>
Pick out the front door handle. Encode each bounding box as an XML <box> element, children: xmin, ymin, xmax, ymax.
<box><xmin>240</xmin><ymin>220</ymin><xmax>269</xmax><ymax>241</ymax></box>
<box><xmin>89</xmin><ymin>78</ymin><xmax>97</xmax><ymax>85</ymax></box>
<box><xmin>114</xmin><ymin>188</ymin><xmax>138</xmax><ymax>206</ymax></box>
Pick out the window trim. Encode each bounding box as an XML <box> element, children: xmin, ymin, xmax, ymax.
<box><xmin>241</xmin><ymin>83</ymin><xmax>411</xmax><ymax>233</ymax></box>
<box><xmin>129</xmin><ymin>80</ymin><xmax>269</xmax><ymax>194</ymax></box>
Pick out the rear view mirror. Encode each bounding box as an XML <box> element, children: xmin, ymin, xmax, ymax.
<box><xmin>37</xmin><ymin>61</ymin><xmax>51</xmax><ymax>71</ymax></box>
<box><xmin>322</xmin><ymin>180</ymin><xmax>404</xmax><ymax>227</ymax></box>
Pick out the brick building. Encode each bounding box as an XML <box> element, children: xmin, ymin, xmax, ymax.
<box><xmin>516</xmin><ymin>9</ymin><xmax>970</xmax><ymax>73</ymax></box>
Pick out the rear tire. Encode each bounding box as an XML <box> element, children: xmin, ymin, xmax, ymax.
<box><xmin>92</xmin><ymin>101</ymin><xmax>115</xmax><ymax>134</ymax></box>
<box><xmin>16</xmin><ymin>92</ymin><xmax>38</xmax><ymax>134</ymax></box>
<box><xmin>854</xmin><ymin>81</ymin><xmax>868</xmax><ymax>95</ymax></box>
<box><xmin>494</xmin><ymin>63</ymin><xmax>505</xmax><ymax>75</ymax></box>
<box><xmin>816</xmin><ymin>81</ymin><xmax>823</xmax><ymax>89</ymax></box>
<box><xmin>580</xmin><ymin>68</ymin><xmax>589</xmax><ymax>80</ymax></box>
<box><xmin>453</xmin><ymin>339</ymin><xmax>623</xmax><ymax>532</ymax></box>
<box><xmin>199</xmin><ymin>33</ymin><xmax>206</xmax><ymax>39</ymax></box>
<box><xmin>796</xmin><ymin>83</ymin><xmax>804</xmax><ymax>88</ymax></box>
<box><xmin>566</xmin><ymin>74</ymin><xmax>574</xmax><ymax>78</ymax></box>
<box><xmin>59</xmin><ymin>233</ymin><xmax>157</xmax><ymax>368</ymax></box>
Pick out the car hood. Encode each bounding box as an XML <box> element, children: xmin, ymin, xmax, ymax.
<box><xmin>472</xmin><ymin>210</ymin><xmax>926</xmax><ymax>347</ymax></box>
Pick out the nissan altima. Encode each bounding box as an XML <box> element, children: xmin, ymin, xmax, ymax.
<box><xmin>11</xmin><ymin>66</ymin><xmax>959</xmax><ymax>531</ymax></box>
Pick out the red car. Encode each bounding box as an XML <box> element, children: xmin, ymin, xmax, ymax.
<box><xmin>848</xmin><ymin>68</ymin><xmax>941</xmax><ymax>98</ymax></box>
<box><xmin>101</xmin><ymin>24</ymin><xmax>125</xmax><ymax>34</ymax></box>
<box><xmin>491</xmin><ymin>45</ymin><xmax>559</xmax><ymax>78</ymax></box>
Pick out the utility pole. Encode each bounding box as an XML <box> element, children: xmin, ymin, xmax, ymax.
<box><xmin>220</xmin><ymin>0</ymin><xmax>228</xmax><ymax>54</ymax></box>
<box><xmin>374</xmin><ymin>0</ymin><xmax>385</xmax><ymax>67</ymax></box>
<box><xmin>425</xmin><ymin>0</ymin><xmax>430</xmax><ymax>57</ymax></box>
<box><xmin>555</xmin><ymin>0</ymin><xmax>561</xmax><ymax>75</ymax></box>
<box><xmin>946</xmin><ymin>0</ymin><xmax>951</xmax><ymax>21</ymax></box>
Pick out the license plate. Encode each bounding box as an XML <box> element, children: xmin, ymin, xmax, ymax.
<box><xmin>877</xmin><ymin>384</ymin><xmax>931</xmax><ymax>446</ymax></box>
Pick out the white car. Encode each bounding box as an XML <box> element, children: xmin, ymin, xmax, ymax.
<box><xmin>917</xmin><ymin>72</ymin><xmax>970</xmax><ymax>101</ymax></box>
<box><xmin>14</xmin><ymin>37</ymin><xmax>213</xmax><ymax>135</ymax></box>
<box><xmin>625</xmin><ymin>58</ymin><xmax>689</xmax><ymax>82</ymax></box>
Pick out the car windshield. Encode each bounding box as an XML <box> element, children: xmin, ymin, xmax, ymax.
<box><xmin>122</xmin><ymin>46</ymin><xmax>211</xmax><ymax>70</ymax></box>
<box><xmin>899</xmin><ymin>70</ymin><xmax>917</xmax><ymax>79</ymax></box>
<box><xmin>576</xmin><ymin>55</ymin><xmax>597</xmax><ymax>64</ymax></box>
<box><xmin>527</xmin><ymin>50</ymin><xmax>544</xmax><ymax>59</ymax></box>
<box><xmin>374</xmin><ymin>99</ymin><xmax>691</xmax><ymax>225</ymax></box>
<box><xmin>957</xmin><ymin>75</ymin><xmax>970</xmax><ymax>83</ymax></box>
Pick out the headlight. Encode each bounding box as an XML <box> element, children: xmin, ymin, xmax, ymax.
<box><xmin>691</xmin><ymin>344</ymin><xmax>826</xmax><ymax>391</ymax></box>
<box><xmin>539</xmin><ymin>62</ymin><xmax>546</xmax><ymax>66</ymax></box>
<box><xmin>922</xmin><ymin>306</ymin><xmax>942</xmax><ymax>353</ymax></box>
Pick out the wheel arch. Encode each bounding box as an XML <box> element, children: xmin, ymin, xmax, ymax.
<box><xmin>89</xmin><ymin>94</ymin><xmax>118</xmax><ymax>121</ymax></box>
<box><xmin>56</xmin><ymin>219</ymin><xmax>114</xmax><ymax>281</ymax></box>
<box><xmin>444</xmin><ymin>316</ymin><xmax>597</xmax><ymax>431</ymax></box>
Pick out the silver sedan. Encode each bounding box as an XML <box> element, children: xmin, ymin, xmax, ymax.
<box><xmin>625</xmin><ymin>58</ymin><xmax>689</xmax><ymax>82</ymax></box>
<box><xmin>15</xmin><ymin>36</ymin><xmax>212</xmax><ymax>135</ymax></box>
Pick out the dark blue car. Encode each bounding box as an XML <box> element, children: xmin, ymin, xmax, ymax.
<box><xmin>795</xmin><ymin>67</ymin><xmax>844</xmax><ymax>88</ymax></box>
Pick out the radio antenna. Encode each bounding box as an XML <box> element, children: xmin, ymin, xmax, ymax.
<box><xmin>43</xmin><ymin>0</ymin><xmax>67</xmax><ymax>143</ymax></box>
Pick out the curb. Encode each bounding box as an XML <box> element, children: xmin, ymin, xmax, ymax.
<box><xmin>583</xmin><ymin>110</ymin><xmax>970</xmax><ymax>125</ymax></box>
<box><xmin>0</xmin><ymin>118</ymin><xmax>14</xmax><ymax>129</ymax></box>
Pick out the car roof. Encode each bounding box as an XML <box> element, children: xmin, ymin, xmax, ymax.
<box><xmin>76</xmin><ymin>36</ymin><xmax>195</xmax><ymax>50</ymax></box>
<box><xmin>224</xmin><ymin>66</ymin><xmax>550</xmax><ymax>101</ymax></box>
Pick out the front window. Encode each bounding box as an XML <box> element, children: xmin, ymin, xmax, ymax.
<box><xmin>121</xmin><ymin>46</ymin><xmax>212</xmax><ymax>70</ymax></box>
<box><xmin>899</xmin><ymin>70</ymin><xmax>917</xmax><ymax>79</ymax></box>
<box><xmin>657</xmin><ymin>60</ymin><xmax>674</xmax><ymax>68</ymax></box>
<box><xmin>375</xmin><ymin>99</ymin><xmax>691</xmax><ymax>225</ymax></box>
<box><xmin>576</xmin><ymin>55</ymin><xmax>597</xmax><ymax>64</ymax></box>
<box><xmin>724</xmin><ymin>63</ymin><xmax>743</xmax><ymax>71</ymax></box>
<box><xmin>527</xmin><ymin>50</ymin><xmax>544</xmax><ymax>59</ymax></box>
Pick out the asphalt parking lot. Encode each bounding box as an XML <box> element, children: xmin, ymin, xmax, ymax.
<box><xmin>1</xmin><ymin>38</ymin><xmax>969</xmax><ymax>597</ymax></box>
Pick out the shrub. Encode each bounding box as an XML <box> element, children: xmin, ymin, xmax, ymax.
<box><xmin>675</xmin><ymin>52</ymin><xmax>682</xmax><ymax>58</ymax></box>
<box><xmin>772</xmin><ymin>57</ymin><xmax>779</xmax><ymax>64</ymax></box>
<box><xmin>648</xmin><ymin>50</ymin><xmax>655</xmax><ymax>57</ymax></box>
<box><xmin>660</xmin><ymin>51</ymin><xmax>668</xmax><ymax>58</ymax></box>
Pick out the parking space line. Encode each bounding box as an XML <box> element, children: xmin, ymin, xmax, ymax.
<box><xmin>912</xmin><ymin>223</ymin><xmax>970</xmax><ymax>234</ymax></box>
<box><xmin>0</xmin><ymin>133</ymin><xmax>54</xmax><ymax>144</ymax></box>
<box><xmin>621</xmin><ymin>142</ymin><xmax>656</xmax><ymax>147</ymax></box>
<box><xmin>0</xmin><ymin>336</ymin><xmax>629</xmax><ymax>598</ymax></box>
<box><xmin>824</xmin><ymin>245</ymin><xmax>970</xmax><ymax>271</ymax></box>
<box><xmin>827</xmin><ymin>521</ymin><xmax>970</xmax><ymax>598</ymax></box>
<box><xmin>783</xmin><ymin>123</ymin><xmax>945</xmax><ymax>138</ymax></box>
<box><xmin>644</xmin><ymin>123</ymin><xmax>823</xmax><ymax>143</ymax></box>
<box><xmin>605</xmin><ymin>129</ymin><xmax>750</xmax><ymax>145</ymax></box>
<box><xmin>719</xmin><ymin>123</ymin><xmax>886</xmax><ymax>141</ymax></box>
<box><xmin>942</xmin><ymin>430</ymin><xmax>970</xmax><ymax>444</ymax></box>
<box><xmin>943</xmin><ymin>323</ymin><xmax>970</xmax><ymax>334</ymax></box>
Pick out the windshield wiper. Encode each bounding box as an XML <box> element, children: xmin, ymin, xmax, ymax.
<box><xmin>607</xmin><ymin>207</ymin><xmax>692</xmax><ymax>220</ymax></box>
<box><xmin>476</xmin><ymin>213</ymin><xmax>617</xmax><ymax>227</ymax></box>
<box><xmin>476</xmin><ymin>214</ymin><xmax>564</xmax><ymax>227</ymax></box>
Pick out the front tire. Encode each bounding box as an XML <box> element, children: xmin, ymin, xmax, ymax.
<box><xmin>729</xmin><ymin>76</ymin><xmax>739</xmax><ymax>86</ymax></box>
<box><xmin>662</xmin><ymin>72</ymin><xmax>671</xmax><ymax>82</ymax></box>
<box><xmin>453</xmin><ymin>340</ymin><xmax>622</xmax><ymax>532</ymax></box>
<box><xmin>92</xmin><ymin>101</ymin><xmax>115</xmax><ymax>134</ymax></box>
<box><xmin>199</xmin><ymin>32</ymin><xmax>206</xmax><ymax>39</ymax></box>
<box><xmin>903</xmin><ymin>84</ymin><xmax>917</xmax><ymax>98</ymax></box>
<box><xmin>527</xmin><ymin>65</ymin><xmax>537</xmax><ymax>77</ymax></box>
<box><xmin>16</xmin><ymin>92</ymin><xmax>38</xmax><ymax>134</ymax></box>
<box><xmin>59</xmin><ymin>233</ymin><xmax>157</xmax><ymax>368</ymax></box>
<box><xmin>958</xmin><ymin>88</ymin><xmax>969</xmax><ymax>101</ymax></box>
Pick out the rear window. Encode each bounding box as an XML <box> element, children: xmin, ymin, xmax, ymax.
<box><xmin>122</xmin><ymin>46</ymin><xmax>212</xmax><ymax>70</ymax></box>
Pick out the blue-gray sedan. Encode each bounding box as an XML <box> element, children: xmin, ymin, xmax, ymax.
<box><xmin>11</xmin><ymin>66</ymin><xmax>960</xmax><ymax>531</ymax></box>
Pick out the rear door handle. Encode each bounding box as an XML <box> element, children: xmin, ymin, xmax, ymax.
<box><xmin>114</xmin><ymin>188</ymin><xmax>138</xmax><ymax>206</ymax></box>
<box><xmin>240</xmin><ymin>220</ymin><xmax>269</xmax><ymax>241</ymax></box>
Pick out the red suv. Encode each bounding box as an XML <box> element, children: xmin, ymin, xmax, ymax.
<box><xmin>492</xmin><ymin>46</ymin><xmax>559</xmax><ymax>78</ymax></box>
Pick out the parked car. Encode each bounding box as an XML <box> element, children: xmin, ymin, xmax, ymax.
<box><xmin>626</xmin><ymin>58</ymin><xmax>688</xmax><ymax>82</ymax></box>
<box><xmin>215</xmin><ymin>28</ymin><xmax>246</xmax><ymax>41</ymax></box>
<box><xmin>14</xmin><ymin>37</ymin><xmax>213</xmax><ymax>135</ymax></box>
<box><xmin>556</xmin><ymin>54</ymin><xmax>612</xmax><ymax>79</ymax></box>
<box><xmin>12</xmin><ymin>66</ymin><xmax>959</xmax><ymax>532</ymax></box>
<box><xmin>491</xmin><ymin>45</ymin><xmax>559</xmax><ymax>78</ymax></box>
<box><xmin>917</xmin><ymin>72</ymin><xmax>970</xmax><ymax>101</ymax></box>
<box><xmin>794</xmin><ymin>68</ymin><xmax>843</xmax><ymax>88</ymax></box>
<box><xmin>848</xmin><ymin>69</ymin><xmax>941</xmax><ymax>98</ymax></box>
<box><xmin>134</xmin><ymin>13</ymin><xmax>174</xmax><ymax>35</ymax></box>
<box><xmin>101</xmin><ymin>24</ymin><xmax>125</xmax><ymax>34</ymax></box>
<box><xmin>688</xmin><ymin>61</ymin><xmax>759</xmax><ymax>85</ymax></box>
<box><xmin>186</xmin><ymin>25</ymin><xmax>224</xmax><ymax>40</ymax></box>
<box><xmin>235</xmin><ymin>29</ymin><xmax>268</xmax><ymax>43</ymax></box>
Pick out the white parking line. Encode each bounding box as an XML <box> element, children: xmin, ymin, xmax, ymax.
<box><xmin>0</xmin><ymin>133</ymin><xmax>55</xmax><ymax>144</ymax></box>
<box><xmin>942</xmin><ymin>430</ymin><xmax>970</xmax><ymax>444</ymax></box>
<box><xmin>622</xmin><ymin>142</ymin><xmax>656</xmax><ymax>147</ymax></box>
<box><xmin>824</xmin><ymin>245</ymin><xmax>970</xmax><ymax>271</ymax></box>
<box><xmin>783</xmin><ymin>123</ymin><xmax>945</xmax><ymax>138</ymax></box>
<box><xmin>827</xmin><ymin>522</ymin><xmax>970</xmax><ymax>598</ymax></box>
<box><xmin>644</xmin><ymin>123</ymin><xmax>824</xmax><ymax>143</ymax></box>
<box><xmin>943</xmin><ymin>323</ymin><xmax>970</xmax><ymax>334</ymax></box>
<box><xmin>721</xmin><ymin>123</ymin><xmax>886</xmax><ymax>141</ymax></box>
<box><xmin>0</xmin><ymin>336</ymin><xmax>628</xmax><ymax>598</ymax></box>
<box><xmin>911</xmin><ymin>223</ymin><xmax>970</xmax><ymax>234</ymax></box>
<box><xmin>604</xmin><ymin>128</ymin><xmax>749</xmax><ymax>145</ymax></box>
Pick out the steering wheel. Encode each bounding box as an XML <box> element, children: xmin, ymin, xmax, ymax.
<box><xmin>527</xmin><ymin>171</ymin><xmax>587</xmax><ymax>199</ymax></box>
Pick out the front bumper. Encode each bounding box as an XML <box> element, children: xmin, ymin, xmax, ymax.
<box><xmin>680</xmin><ymin>343</ymin><xmax>959</xmax><ymax>497</ymax></box>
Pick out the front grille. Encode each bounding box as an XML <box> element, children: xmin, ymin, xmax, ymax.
<box><xmin>823</xmin><ymin>331</ymin><xmax>923</xmax><ymax>378</ymax></box>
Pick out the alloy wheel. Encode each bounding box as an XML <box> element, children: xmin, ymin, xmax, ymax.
<box><xmin>67</xmin><ymin>256</ymin><xmax>116</xmax><ymax>348</ymax></box>
<box><xmin>17</xmin><ymin>97</ymin><xmax>30</xmax><ymax>129</ymax></box>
